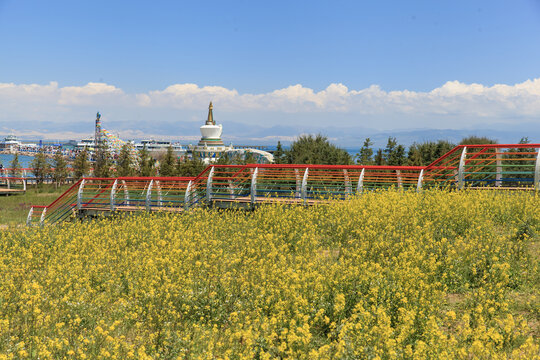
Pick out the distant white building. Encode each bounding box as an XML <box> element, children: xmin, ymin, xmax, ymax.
<box><xmin>135</xmin><ymin>139</ymin><xmax>186</xmax><ymax>156</ymax></box>
<box><xmin>0</xmin><ymin>135</ymin><xmax>22</xmax><ymax>153</ymax></box>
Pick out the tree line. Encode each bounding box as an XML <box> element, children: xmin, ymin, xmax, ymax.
<box><xmin>4</xmin><ymin>135</ymin><xmax>534</xmax><ymax>186</ymax></box>
<box><xmin>4</xmin><ymin>150</ymin><xmax>70</xmax><ymax>187</ymax></box>
<box><xmin>5</xmin><ymin>143</ymin><xmax>207</xmax><ymax>186</ymax></box>
<box><xmin>273</xmin><ymin>134</ymin><xmax>532</xmax><ymax>166</ymax></box>
<box><xmin>79</xmin><ymin>143</ymin><xmax>207</xmax><ymax>180</ymax></box>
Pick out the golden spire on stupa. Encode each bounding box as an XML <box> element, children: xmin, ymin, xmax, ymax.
<box><xmin>206</xmin><ymin>101</ymin><xmax>215</xmax><ymax>125</ymax></box>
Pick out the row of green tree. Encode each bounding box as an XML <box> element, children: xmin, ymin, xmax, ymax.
<box><xmin>272</xmin><ymin>134</ymin><xmax>531</xmax><ymax>166</ymax></box>
<box><xmin>4</xmin><ymin>135</ymin><xmax>534</xmax><ymax>184</ymax></box>
<box><xmin>5</xmin><ymin>143</ymin><xmax>207</xmax><ymax>185</ymax></box>
<box><xmin>79</xmin><ymin>143</ymin><xmax>208</xmax><ymax>179</ymax></box>
<box><xmin>4</xmin><ymin>150</ymin><xmax>70</xmax><ymax>187</ymax></box>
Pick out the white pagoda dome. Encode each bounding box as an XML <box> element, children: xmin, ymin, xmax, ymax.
<box><xmin>198</xmin><ymin>102</ymin><xmax>224</xmax><ymax>146</ymax></box>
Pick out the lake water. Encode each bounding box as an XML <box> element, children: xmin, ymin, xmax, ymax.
<box><xmin>0</xmin><ymin>147</ymin><xmax>359</xmax><ymax>169</ymax></box>
<box><xmin>0</xmin><ymin>153</ymin><xmax>35</xmax><ymax>168</ymax></box>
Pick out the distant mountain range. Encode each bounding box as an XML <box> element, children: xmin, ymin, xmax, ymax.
<box><xmin>3</xmin><ymin>119</ymin><xmax>539</xmax><ymax>150</ymax></box>
<box><xmin>218</xmin><ymin>121</ymin><xmax>540</xmax><ymax>149</ymax></box>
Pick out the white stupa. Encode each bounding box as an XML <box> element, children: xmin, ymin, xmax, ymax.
<box><xmin>189</xmin><ymin>102</ymin><xmax>274</xmax><ymax>164</ymax></box>
<box><xmin>189</xmin><ymin>102</ymin><xmax>229</xmax><ymax>163</ymax></box>
<box><xmin>198</xmin><ymin>102</ymin><xmax>224</xmax><ymax>146</ymax></box>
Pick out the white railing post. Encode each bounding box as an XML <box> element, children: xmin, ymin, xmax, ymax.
<box><xmin>23</xmin><ymin>178</ymin><xmax>26</xmax><ymax>191</ymax></box>
<box><xmin>39</xmin><ymin>207</ymin><xmax>47</xmax><ymax>226</ymax></box>
<box><xmin>206</xmin><ymin>167</ymin><xmax>215</xmax><ymax>202</ymax></box>
<box><xmin>3</xmin><ymin>169</ymin><xmax>8</xmax><ymax>188</ymax></box>
<box><xmin>301</xmin><ymin>168</ymin><xmax>309</xmax><ymax>205</ymax></box>
<box><xmin>122</xmin><ymin>180</ymin><xmax>130</xmax><ymax>206</ymax></box>
<box><xmin>251</xmin><ymin>167</ymin><xmax>258</xmax><ymax>205</ymax></box>
<box><xmin>417</xmin><ymin>169</ymin><xmax>424</xmax><ymax>192</ymax></box>
<box><xmin>458</xmin><ymin>147</ymin><xmax>467</xmax><ymax>190</ymax></box>
<box><xmin>26</xmin><ymin>207</ymin><xmax>33</xmax><ymax>226</ymax></box>
<box><xmin>156</xmin><ymin>181</ymin><xmax>162</xmax><ymax>207</ymax></box>
<box><xmin>495</xmin><ymin>151</ymin><xmax>502</xmax><ymax>187</ymax></box>
<box><xmin>228</xmin><ymin>179</ymin><xmax>235</xmax><ymax>199</ymax></box>
<box><xmin>146</xmin><ymin>179</ymin><xmax>154</xmax><ymax>211</ymax></box>
<box><xmin>294</xmin><ymin>168</ymin><xmax>301</xmax><ymax>198</ymax></box>
<box><xmin>110</xmin><ymin>180</ymin><xmax>118</xmax><ymax>211</ymax></box>
<box><xmin>77</xmin><ymin>179</ymin><xmax>85</xmax><ymax>210</ymax></box>
<box><xmin>343</xmin><ymin>169</ymin><xmax>352</xmax><ymax>197</ymax></box>
<box><xmin>184</xmin><ymin>180</ymin><xmax>192</xmax><ymax>210</ymax></box>
<box><xmin>534</xmin><ymin>149</ymin><xmax>540</xmax><ymax>191</ymax></box>
<box><xmin>396</xmin><ymin>170</ymin><xmax>403</xmax><ymax>188</ymax></box>
<box><xmin>356</xmin><ymin>168</ymin><xmax>365</xmax><ymax>194</ymax></box>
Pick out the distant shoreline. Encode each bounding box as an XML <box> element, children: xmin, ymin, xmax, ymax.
<box><xmin>0</xmin><ymin>150</ymin><xmax>46</xmax><ymax>157</ymax></box>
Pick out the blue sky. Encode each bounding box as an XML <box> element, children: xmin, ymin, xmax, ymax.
<box><xmin>1</xmin><ymin>0</ymin><xmax>540</xmax><ymax>145</ymax></box>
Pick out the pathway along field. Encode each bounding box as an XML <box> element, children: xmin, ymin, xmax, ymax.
<box><xmin>0</xmin><ymin>189</ymin><xmax>539</xmax><ymax>359</ymax></box>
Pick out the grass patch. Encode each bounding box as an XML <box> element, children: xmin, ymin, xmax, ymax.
<box><xmin>0</xmin><ymin>184</ymin><xmax>71</xmax><ymax>226</ymax></box>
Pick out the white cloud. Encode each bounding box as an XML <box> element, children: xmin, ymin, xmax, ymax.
<box><xmin>0</xmin><ymin>81</ymin><xmax>60</xmax><ymax>102</ymax></box>
<box><xmin>145</xmin><ymin>84</ymin><xmax>239</xmax><ymax>108</ymax></box>
<box><xmin>59</xmin><ymin>82</ymin><xmax>125</xmax><ymax>105</ymax></box>
<box><xmin>1</xmin><ymin>78</ymin><xmax>540</xmax><ymax>134</ymax></box>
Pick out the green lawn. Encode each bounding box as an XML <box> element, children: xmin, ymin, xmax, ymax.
<box><xmin>0</xmin><ymin>184</ymin><xmax>72</xmax><ymax>226</ymax></box>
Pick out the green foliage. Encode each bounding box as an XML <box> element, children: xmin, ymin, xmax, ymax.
<box><xmin>159</xmin><ymin>145</ymin><xmax>177</xmax><ymax>176</ymax></box>
<box><xmin>374</xmin><ymin>149</ymin><xmax>385</xmax><ymax>165</ymax></box>
<box><xmin>9</xmin><ymin>153</ymin><xmax>21</xmax><ymax>177</ymax></box>
<box><xmin>408</xmin><ymin>140</ymin><xmax>456</xmax><ymax>166</ymax></box>
<box><xmin>93</xmin><ymin>142</ymin><xmax>114</xmax><ymax>178</ymax></box>
<box><xmin>243</xmin><ymin>151</ymin><xmax>256</xmax><ymax>165</ymax></box>
<box><xmin>30</xmin><ymin>149</ymin><xmax>51</xmax><ymax>185</ymax></box>
<box><xmin>459</xmin><ymin>136</ymin><xmax>498</xmax><ymax>145</ymax></box>
<box><xmin>356</xmin><ymin>138</ymin><xmax>374</xmax><ymax>165</ymax></box>
<box><xmin>138</xmin><ymin>146</ymin><xmax>156</xmax><ymax>177</ymax></box>
<box><xmin>73</xmin><ymin>149</ymin><xmax>90</xmax><ymax>179</ymax></box>
<box><xmin>384</xmin><ymin>137</ymin><xmax>407</xmax><ymax>166</ymax></box>
<box><xmin>117</xmin><ymin>143</ymin><xmax>136</xmax><ymax>177</ymax></box>
<box><xmin>52</xmin><ymin>148</ymin><xmax>69</xmax><ymax>186</ymax></box>
<box><xmin>217</xmin><ymin>151</ymin><xmax>257</xmax><ymax>165</ymax></box>
<box><xmin>273</xmin><ymin>141</ymin><xmax>285</xmax><ymax>164</ymax></box>
<box><xmin>285</xmin><ymin>134</ymin><xmax>352</xmax><ymax>165</ymax></box>
<box><xmin>215</xmin><ymin>154</ymin><xmax>232</xmax><ymax>165</ymax></box>
<box><xmin>176</xmin><ymin>154</ymin><xmax>206</xmax><ymax>177</ymax></box>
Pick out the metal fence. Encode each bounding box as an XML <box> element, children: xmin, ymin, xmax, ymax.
<box><xmin>27</xmin><ymin>143</ymin><xmax>540</xmax><ymax>226</ymax></box>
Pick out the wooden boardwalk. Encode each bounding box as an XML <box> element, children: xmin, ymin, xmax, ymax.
<box><xmin>0</xmin><ymin>188</ymin><xmax>25</xmax><ymax>195</ymax></box>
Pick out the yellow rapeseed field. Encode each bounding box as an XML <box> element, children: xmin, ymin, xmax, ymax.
<box><xmin>0</xmin><ymin>189</ymin><xmax>539</xmax><ymax>359</ymax></box>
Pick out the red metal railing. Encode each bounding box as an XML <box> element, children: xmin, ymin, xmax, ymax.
<box><xmin>26</xmin><ymin>143</ymin><xmax>540</xmax><ymax>226</ymax></box>
<box><xmin>424</xmin><ymin>144</ymin><xmax>540</xmax><ymax>189</ymax></box>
